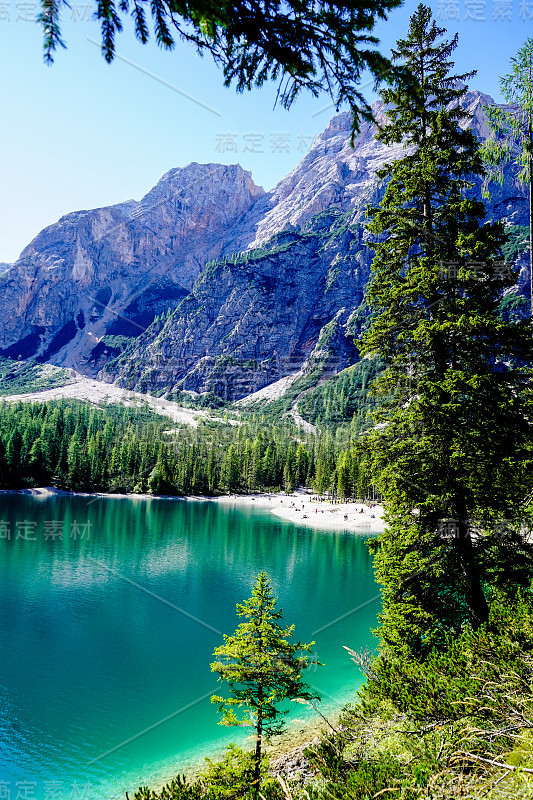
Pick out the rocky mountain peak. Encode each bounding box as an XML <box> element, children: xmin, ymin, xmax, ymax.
<box><xmin>0</xmin><ymin>161</ymin><xmax>265</xmax><ymax>369</ymax></box>
<box><xmin>140</xmin><ymin>161</ymin><xmax>264</xmax><ymax>213</ymax></box>
<box><xmin>0</xmin><ymin>89</ymin><xmax>528</xmax><ymax>399</ymax></box>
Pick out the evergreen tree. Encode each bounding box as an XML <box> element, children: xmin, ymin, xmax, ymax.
<box><xmin>0</xmin><ymin>438</ymin><xmax>6</xmax><ymax>489</ymax></box>
<box><xmin>221</xmin><ymin>443</ymin><xmax>240</xmax><ymax>493</ymax></box>
<box><xmin>148</xmin><ymin>444</ymin><xmax>175</xmax><ymax>495</ymax></box>
<box><xmin>5</xmin><ymin>429</ymin><xmax>22</xmax><ymax>486</ymax></box>
<box><xmin>242</xmin><ymin>439</ymin><xmax>252</xmax><ymax>491</ymax></box>
<box><xmin>28</xmin><ymin>437</ymin><xmax>50</xmax><ymax>486</ymax></box>
<box><xmin>336</xmin><ymin>451</ymin><xmax>351</xmax><ymax>500</ymax></box>
<box><xmin>481</xmin><ymin>38</ymin><xmax>533</xmax><ymax>315</ymax></box>
<box><xmin>261</xmin><ymin>444</ymin><xmax>276</xmax><ymax>489</ymax></box>
<box><xmin>359</xmin><ymin>5</ymin><xmax>533</xmax><ymax>656</ymax></box>
<box><xmin>295</xmin><ymin>443</ymin><xmax>309</xmax><ymax>487</ymax></box>
<box><xmin>314</xmin><ymin>434</ymin><xmax>335</xmax><ymax>496</ymax></box>
<box><xmin>65</xmin><ymin>422</ymin><xmax>90</xmax><ymax>489</ymax></box>
<box><xmin>211</xmin><ymin>572</ymin><xmax>319</xmax><ymax>792</ymax></box>
<box><xmin>206</xmin><ymin>446</ymin><xmax>218</xmax><ymax>494</ymax></box>
<box><xmin>283</xmin><ymin>447</ymin><xmax>297</xmax><ymax>493</ymax></box>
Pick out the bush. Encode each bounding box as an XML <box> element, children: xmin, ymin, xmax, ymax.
<box><xmin>132</xmin><ymin>773</ymin><xmax>203</xmax><ymax>799</ymax></box>
<box><xmin>202</xmin><ymin>745</ymin><xmax>282</xmax><ymax>800</ymax></box>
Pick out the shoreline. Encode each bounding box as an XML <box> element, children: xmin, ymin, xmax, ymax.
<box><xmin>140</xmin><ymin>696</ymin><xmax>350</xmax><ymax>795</ymax></box>
<box><xmin>195</xmin><ymin>490</ymin><xmax>384</xmax><ymax>533</ymax></box>
<box><xmin>2</xmin><ymin>487</ymin><xmax>385</xmax><ymax>534</ymax></box>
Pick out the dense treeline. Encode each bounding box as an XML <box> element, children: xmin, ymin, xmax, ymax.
<box><xmin>0</xmin><ymin>400</ymin><xmax>372</xmax><ymax>498</ymax></box>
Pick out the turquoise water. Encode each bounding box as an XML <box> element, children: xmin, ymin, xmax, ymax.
<box><xmin>0</xmin><ymin>494</ymin><xmax>379</xmax><ymax>799</ymax></box>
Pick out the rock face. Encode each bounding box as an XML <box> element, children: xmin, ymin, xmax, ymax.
<box><xmin>100</xmin><ymin>210</ymin><xmax>369</xmax><ymax>398</ymax></box>
<box><xmin>0</xmin><ymin>164</ymin><xmax>264</xmax><ymax>367</ymax></box>
<box><xmin>101</xmin><ymin>91</ymin><xmax>530</xmax><ymax>400</ymax></box>
<box><xmin>228</xmin><ymin>106</ymin><xmax>402</xmax><ymax>251</ymax></box>
<box><xmin>1</xmin><ymin>90</ymin><xmax>529</xmax><ymax>400</ymax></box>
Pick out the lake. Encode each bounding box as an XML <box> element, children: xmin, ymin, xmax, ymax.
<box><xmin>0</xmin><ymin>493</ymin><xmax>379</xmax><ymax>799</ymax></box>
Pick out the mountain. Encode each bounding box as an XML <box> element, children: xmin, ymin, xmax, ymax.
<box><xmin>101</xmin><ymin>210</ymin><xmax>368</xmax><ymax>399</ymax></box>
<box><xmin>0</xmin><ymin>90</ymin><xmax>529</xmax><ymax>401</ymax></box>
<box><xmin>0</xmin><ymin>164</ymin><xmax>264</xmax><ymax>366</ymax></box>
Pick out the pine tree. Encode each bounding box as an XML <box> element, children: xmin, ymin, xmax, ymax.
<box><xmin>211</xmin><ymin>572</ymin><xmax>319</xmax><ymax>792</ymax></box>
<box><xmin>221</xmin><ymin>443</ymin><xmax>240</xmax><ymax>493</ymax></box>
<box><xmin>5</xmin><ymin>429</ymin><xmax>23</xmax><ymax>486</ymax></box>
<box><xmin>283</xmin><ymin>449</ymin><xmax>297</xmax><ymax>492</ymax></box>
<box><xmin>66</xmin><ymin>434</ymin><xmax>83</xmax><ymax>490</ymax></box>
<box><xmin>207</xmin><ymin>445</ymin><xmax>218</xmax><ymax>494</ymax></box>
<box><xmin>0</xmin><ymin>437</ymin><xmax>6</xmax><ymax>489</ymax></box>
<box><xmin>295</xmin><ymin>443</ymin><xmax>309</xmax><ymax>487</ymax></box>
<box><xmin>336</xmin><ymin>451</ymin><xmax>351</xmax><ymax>500</ymax></box>
<box><xmin>359</xmin><ymin>5</ymin><xmax>533</xmax><ymax>656</ymax></box>
<box><xmin>148</xmin><ymin>444</ymin><xmax>175</xmax><ymax>495</ymax></box>
<box><xmin>261</xmin><ymin>445</ymin><xmax>276</xmax><ymax>489</ymax></box>
<box><xmin>28</xmin><ymin>437</ymin><xmax>50</xmax><ymax>486</ymax></box>
<box><xmin>250</xmin><ymin>437</ymin><xmax>263</xmax><ymax>490</ymax></box>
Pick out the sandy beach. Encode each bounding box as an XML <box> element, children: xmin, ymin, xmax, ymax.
<box><xmin>196</xmin><ymin>490</ymin><xmax>385</xmax><ymax>533</ymax></box>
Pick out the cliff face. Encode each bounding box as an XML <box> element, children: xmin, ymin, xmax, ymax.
<box><xmin>229</xmin><ymin>88</ymin><xmax>531</xmax><ymax>248</ymax></box>
<box><xmin>100</xmin><ymin>210</ymin><xmax>371</xmax><ymax>398</ymax></box>
<box><xmin>0</xmin><ymin>163</ymin><xmax>264</xmax><ymax>367</ymax></box>
<box><xmin>1</xmin><ymin>91</ymin><xmax>529</xmax><ymax>400</ymax></box>
<box><xmin>101</xmin><ymin>91</ymin><xmax>530</xmax><ymax>400</ymax></box>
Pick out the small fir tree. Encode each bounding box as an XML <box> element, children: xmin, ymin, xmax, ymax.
<box><xmin>211</xmin><ymin>572</ymin><xmax>319</xmax><ymax>792</ymax></box>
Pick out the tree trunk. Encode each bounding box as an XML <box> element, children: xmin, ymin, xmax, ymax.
<box><xmin>454</xmin><ymin>518</ymin><xmax>489</xmax><ymax>629</ymax></box>
<box><xmin>253</xmin><ymin>700</ymin><xmax>263</xmax><ymax>794</ymax></box>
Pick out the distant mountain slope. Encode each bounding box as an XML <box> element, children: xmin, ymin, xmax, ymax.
<box><xmin>0</xmin><ymin>164</ymin><xmax>264</xmax><ymax>367</ymax></box>
<box><xmin>0</xmin><ymin>90</ymin><xmax>530</xmax><ymax>401</ymax></box>
<box><xmin>100</xmin><ymin>209</ymin><xmax>369</xmax><ymax>398</ymax></box>
<box><xmin>101</xmin><ymin>91</ymin><xmax>531</xmax><ymax>400</ymax></box>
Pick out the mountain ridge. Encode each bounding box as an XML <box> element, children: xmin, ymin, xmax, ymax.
<box><xmin>0</xmin><ymin>91</ymin><xmax>530</xmax><ymax>402</ymax></box>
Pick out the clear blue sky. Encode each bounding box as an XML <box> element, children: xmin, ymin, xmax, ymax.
<box><xmin>0</xmin><ymin>0</ymin><xmax>531</xmax><ymax>262</ymax></box>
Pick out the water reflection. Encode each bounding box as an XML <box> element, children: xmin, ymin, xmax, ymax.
<box><xmin>0</xmin><ymin>494</ymin><xmax>379</xmax><ymax>799</ymax></box>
